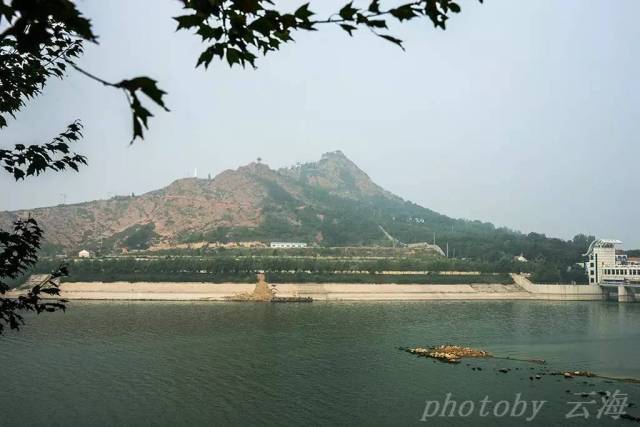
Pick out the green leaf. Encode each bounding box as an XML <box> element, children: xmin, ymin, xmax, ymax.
<box><xmin>365</xmin><ymin>19</ymin><xmax>387</xmax><ymax>29</ymax></box>
<box><xmin>118</xmin><ymin>77</ymin><xmax>169</xmax><ymax>112</ymax></box>
<box><xmin>226</xmin><ymin>48</ymin><xmax>241</xmax><ymax>66</ymax></box>
<box><xmin>390</xmin><ymin>5</ymin><xmax>417</xmax><ymax>21</ymax></box>
<box><xmin>340</xmin><ymin>24</ymin><xmax>357</xmax><ymax>36</ymax></box>
<box><xmin>197</xmin><ymin>25</ymin><xmax>224</xmax><ymax>41</ymax></box>
<box><xmin>378</xmin><ymin>34</ymin><xmax>405</xmax><ymax>50</ymax></box>
<box><xmin>174</xmin><ymin>15</ymin><xmax>204</xmax><ymax>30</ymax></box>
<box><xmin>339</xmin><ymin>2</ymin><xmax>358</xmax><ymax>20</ymax></box>
<box><xmin>235</xmin><ymin>0</ymin><xmax>261</xmax><ymax>14</ymax></box>
<box><xmin>294</xmin><ymin>3</ymin><xmax>314</xmax><ymax>20</ymax></box>
<box><xmin>197</xmin><ymin>46</ymin><xmax>216</xmax><ymax>68</ymax></box>
<box><xmin>130</xmin><ymin>95</ymin><xmax>153</xmax><ymax>143</ymax></box>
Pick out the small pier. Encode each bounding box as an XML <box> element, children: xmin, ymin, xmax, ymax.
<box><xmin>226</xmin><ymin>273</ymin><xmax>314</xmax><ymax>303</ymax></box>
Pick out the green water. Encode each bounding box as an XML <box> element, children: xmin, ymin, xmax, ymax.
<box><xmin>1</xmin><ymin>301</ymin><xmax>639</xmax><ymax>426</ymax></box>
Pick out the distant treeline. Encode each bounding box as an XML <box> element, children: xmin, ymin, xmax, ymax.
<box><xmin>33</xmin><ymin>255</ymin><xmax>526</xmax><ymax>275</ymax></box>
<box><xmin>18</xmin><ymin>257</ymin><xmax>518</xmax><ymax>285</ymax></box>
<box><xmin>266</xmin><ymin>273</ymin><xmax>513</xmax><ymax>285</ymax></box>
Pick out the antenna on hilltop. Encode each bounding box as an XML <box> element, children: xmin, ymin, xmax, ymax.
<box><xmin>194</xmin><ymin>167</ymin><xmax>198</xmax><ymax>178</ymax></box>
<box><xmin>59</xmin><ymin>193</ymin><xmax>67</xmax><ymax>205</ymax></box>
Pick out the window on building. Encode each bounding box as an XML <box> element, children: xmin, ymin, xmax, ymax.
<box><xmin>590</xmin><ymin>262</ymin><xmax>594</xmax><ymax>268</ymax></box>
<box><xmin>590</xmin><ymin>278</ymin><xmax>595</xmax><ymax>283</ymax></box>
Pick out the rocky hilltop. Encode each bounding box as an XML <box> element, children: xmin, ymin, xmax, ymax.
<box><xmin>0</xmin><ymin>151</ymin><xmax>405</xmax><ymax>251</ymax></box>
<box><xmin>0</xmin><ymin>151</ymin><xmax>589</xmax><ymax>264</ymax></box>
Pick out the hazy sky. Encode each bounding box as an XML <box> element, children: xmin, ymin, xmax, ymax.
<box><xmin>2</xmin><ymin>0</ymin><xmax>639</xmax><ymax>247</ymax></box>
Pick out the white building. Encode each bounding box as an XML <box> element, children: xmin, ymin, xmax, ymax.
<box><xmin>270</xmin><ymin>242</ymin><xmax>307</xmax><ymax>249</ymax></box>
<box><xmin>78</xmin><ymin>249</ymin><xmax>91</xmax><ymax>258</ymax></box>
<box><xmin>584</xmin><ymin>239</ymin><xmax>640</xmax><ymax>285</ymax></box>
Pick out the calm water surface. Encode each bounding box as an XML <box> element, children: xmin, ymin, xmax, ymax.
<box><xmin>1</xmin><ymin>301</ymin><xmax>639</xmax><ymax>426</ymax></box>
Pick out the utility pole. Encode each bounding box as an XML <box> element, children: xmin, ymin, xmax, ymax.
<box><xmin>59</xmin><ymin>193</ymin><xmax>66</xmax><ymax>205</ymax></box>
<box><xmin>446</xmin><ymin>242</ymin><xmax>449</xmax><ymax>258</ymax></box>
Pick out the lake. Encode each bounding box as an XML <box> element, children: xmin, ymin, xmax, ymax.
<box><xmin>1</xmin><ymin>301</ymin><xmax>639</xmax><ymax>426</ymax></box>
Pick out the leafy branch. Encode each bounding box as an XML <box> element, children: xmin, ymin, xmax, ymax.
<box><xmin>68</xmin><ymin>63</ymin><xmax>169</xmax><ymax>143</ymax></box>
<box><xmin>175</xmin><ymin>0</ymin><xmax>481</xmax><ymax>68</ymax></box>
<box><xmin>0</xmin><ymin>218</ymin><xmax>68</xmax><ymax>334</ymax></box>
<box><xmin>0</xmin><ymin>22</ymin><xmax>83</xmax><ymax>128</ymax></box>
<box><xmin>0</xmin><ymin>121</ymin><xmax>87</xmax><ymax>180</ymax></box>
<box><xmin>0</xmin><ymin>3</ymin><xmax>168</xmax><ymax>143</ymax></box>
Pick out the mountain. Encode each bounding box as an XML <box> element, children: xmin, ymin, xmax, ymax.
<box><xmin>0</xmin><ymin>151</ymin><xmax>591</xmax><ymax>264</ymax></box>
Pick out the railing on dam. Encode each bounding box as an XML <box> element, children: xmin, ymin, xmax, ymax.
<box><xmin>600</xmin><ymin>281</ymin><xmax>640</xmax><ymax>288</ymax></box>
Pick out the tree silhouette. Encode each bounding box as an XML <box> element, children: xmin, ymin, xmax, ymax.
<box><xmin>0</xmin><ymin>0</ymin><xmax>479</xmax><ymax>333</ymax></box>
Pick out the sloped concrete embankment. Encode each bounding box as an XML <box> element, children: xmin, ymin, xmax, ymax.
<box><xmin>510</xmin><ymin>274</ymin><xmax>603</xmax><ymax>301</ymax></box>
<box><xmin>11</xmin><ymin>276</ymin><xmax>604</xmax><ymax>301</ymax></box>
<box><xmin>42</xmin><ymin>282</ymin><xmax>533</xmax><ymax>301</ymax></box>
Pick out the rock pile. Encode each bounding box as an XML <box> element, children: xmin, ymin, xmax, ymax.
<box><xmin>405</xmin><ymin>345</ymin><xmax>491</xmax><ymax>364</ymax></box>
<box><xmin>226</xmin><ymin>273</ymin><xmax>275</xmax><ymax>302</ymax></box>
<box><xmin>552</xmin><ymin>371</ymin><xmax>596</xmax><ymax>379</ymax></box>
